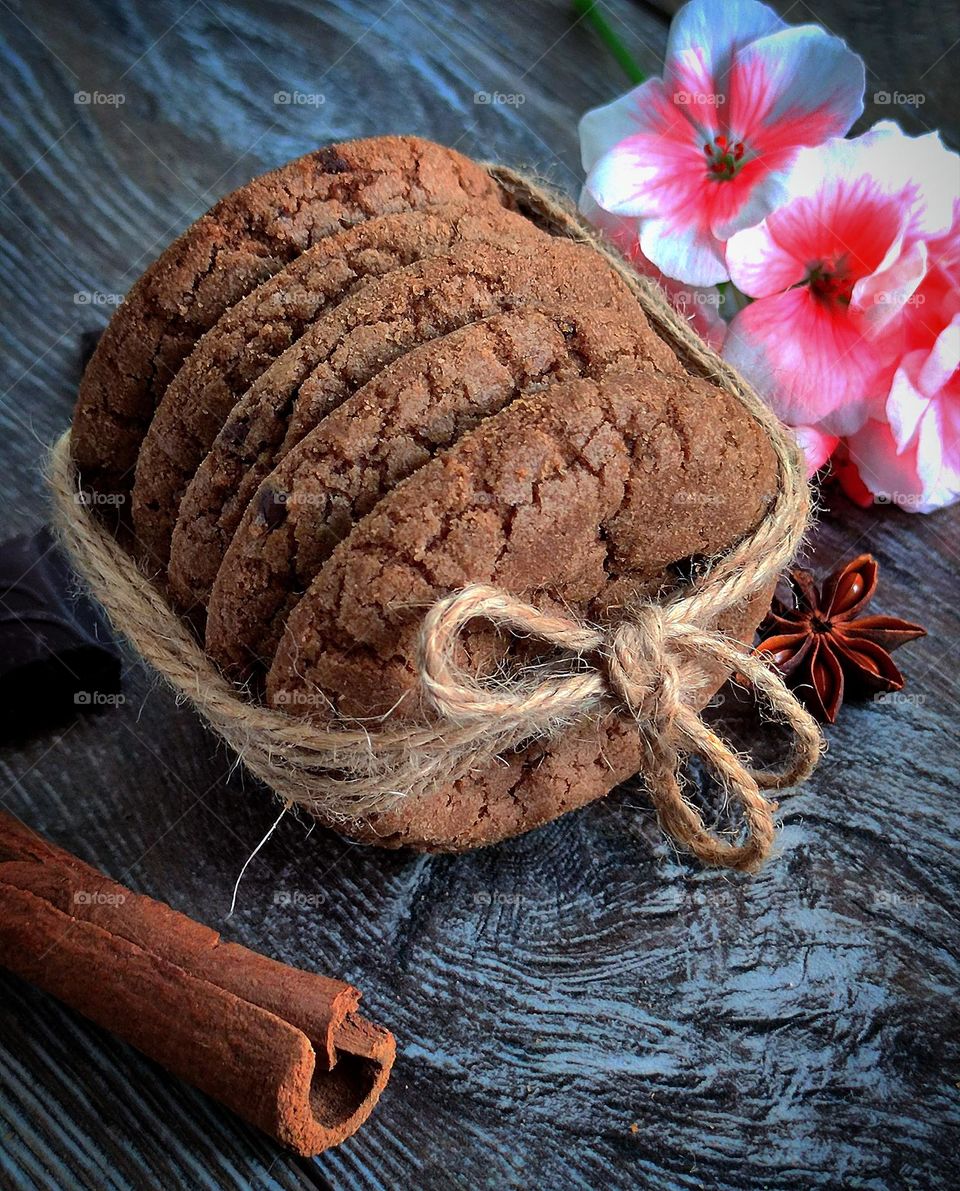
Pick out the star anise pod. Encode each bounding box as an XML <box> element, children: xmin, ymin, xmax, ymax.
<box><xmin>755</xmin><ymin>554</ymin><xmax>926</xmax><ymax>723</ymax></box>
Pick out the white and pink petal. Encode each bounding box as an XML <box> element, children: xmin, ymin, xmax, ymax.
<box><xmin>705</xmin><ymin>153</ymin><xmax>798</xmax><ymax>241</ymax></box>
<box><xmin>854</xmin><ymin>238</ymin><xmax>927</xmax><ymax>333</ymax></box>
<box><xmin>725</xmin><ymin>217</ymin><xmax>808</xmax><ymax>297</ymax></box>
<box><xmin>914</xmin><ymin>398</ymin><xmax>960</xmax><ymax>503</ymax></box>
<box><xmin>723</xmin><ymin>287</ymin><xmax>886</xmax><ymax>432</ymax></box>
<box><xmin>844</xmin><ymin>415</ymin><xmax>959</xmax><ymax>513</ymax></box>
<box><xmin>583</xmin><ymin>81</ymin><xmax>702</xmax><ymax>219</ymax></box>
<box><xmin>727</xmin><ymin>24</ymin><xmax>864</xmax><ymax>159</ymax></box>
<box><xmin>665</xmin><ymin>0</ymin><xmax>786</xmax><ymax>99</ymax></box>
<box><xmin>579</xmin><ymin>80</ymin><xmax>669</xmax><ymax>174</ymax></box>
<box><xmin>794</xmin><ymin>425</ymin><xmax>839</xmax><ymax>475</ymax></box>
<box><xmin>639</xmin><ymin>211</ymin><xmax>729</xmax><ymax>286</ymax></box>
<box><xmin>887</xmin><ymin>315</ymin><xmax>960</xmax><ymax>447</ymax></box>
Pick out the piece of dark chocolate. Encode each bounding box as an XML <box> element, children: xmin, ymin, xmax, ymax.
<box><xmin>0</xmin><ymin>527</ymin><xmax>121</xmax><ymax>743</ymax></box>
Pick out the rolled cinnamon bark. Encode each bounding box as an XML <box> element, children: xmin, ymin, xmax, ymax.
<box><xmin>0</xmin><ymin>811</ymin><xmax>394</xmax><ymax>1155</ymax></box>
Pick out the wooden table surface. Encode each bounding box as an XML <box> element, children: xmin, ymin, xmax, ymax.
<box><xmin>1</xmin><ymin>1</ymin><xmax>958</xmax><ymax>1187</ymax></box>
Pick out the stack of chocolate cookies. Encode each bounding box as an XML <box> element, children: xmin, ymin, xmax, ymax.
<box><xmin>72</xmin><ymin>135</ymin><xmax>778</xmax><ymax>852</ymax></box>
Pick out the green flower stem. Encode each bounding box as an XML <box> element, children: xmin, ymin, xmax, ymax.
<box><xmin>572</xmin><ymin>0</ymin><xmax>646</xmax><ymax>85</ymax></box>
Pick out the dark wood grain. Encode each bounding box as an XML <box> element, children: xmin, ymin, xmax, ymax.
<box><xmin>1</xmin><ymin>1</ymin><xmax>958</xmax><ymax>1188</ymax></box>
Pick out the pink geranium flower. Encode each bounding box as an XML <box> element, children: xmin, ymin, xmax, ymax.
<box><xmin>723</xmin><ymin>123</ymin><xmax>960</xmax><ymax>436</ymax></box>
<box><xmin>579</xmin><ymin>0</ymin><xmax>864</xmax><ymax>286</ymax></box>
<box><xmin>839</xmin><ymin>204</ymin><xmax>960</xmax><ymax>512</ymax></box>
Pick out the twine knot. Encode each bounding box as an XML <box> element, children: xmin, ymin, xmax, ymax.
<box><xmin>605</xmin><ymin>615</ymin><xmax>677</xmax><ymax>725</ymax></box>
<box><xmin>418</xmin><ymin>584</ymin><xmax>823</xmax><ymax>873</ymax></box>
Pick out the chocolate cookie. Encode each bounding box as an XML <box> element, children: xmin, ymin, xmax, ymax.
<box><xmin>264</xmin><ymin>369</ymin><xmax>777</xmax><ymax>850</ymax></box>
<box><xmin>131</xmin><ymin>203</ymin><xmax>541</xmax><ymax>568</ymax></box>
<box><xmin>71</xmin><ymin>136</ymin><xmax>507</xmax><ymax>500</ymax></box>
<box><xmin>267</xmin><ymin>369</ymin><xmax>778</xmax><ymax>721</ymax></box>
<box><xmin>205</xmin><ymin>306</ymin><xmax>677</xmax><ymax>676</ymax></box>
<box><xmin>167</xmin><ymin>239</ymin><xmax>659</xmax><ymax>616</ymax></box>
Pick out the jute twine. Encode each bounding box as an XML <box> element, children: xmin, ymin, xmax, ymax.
<box><xmin>48</xmin><ymin>166</ymin><xmax>823</xmax><ymax>873</ymax></box>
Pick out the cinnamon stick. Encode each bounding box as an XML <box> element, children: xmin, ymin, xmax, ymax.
<box><xmin>0</xmin><ymin>811</ymin><xmax>394</xmax><ymax>1155</ymax></box>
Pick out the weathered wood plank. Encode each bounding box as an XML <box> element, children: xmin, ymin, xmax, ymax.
<box><xmin>0</xmin><ymin>1</ymin><xmax>957</xmax><ymax>1188</ymax></box>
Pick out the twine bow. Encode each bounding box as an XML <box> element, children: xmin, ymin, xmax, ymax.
<box><xmin>419</xmin><ymin>583</ymin><xmax>823</xmax><ymax>872</ymax></box>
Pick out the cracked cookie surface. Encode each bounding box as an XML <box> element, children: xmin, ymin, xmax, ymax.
<box><xmin>71</xmin><ymin>135</ymin><xmax>506</xmax><ymax>499</ymax></box>
<box><xmin>205</xmin><ymin>305</ymin><xmax>677</xmax><ymax>676</ymax></box>
<box><xmin>267</xmin><ymin>369</ymin><xmax>777</xmax><ymax>722</ymax></box>
<box><xmin>167</xmin><ymin>238</ymin><xmax>649</xmax><ymax>616</ymax></box>
<box><xmin>132</xmin><ymin>203</ymin><xmax>541</xmax><ymax>568</ymax></box>
<box><xmin>265</xmin><ymin>369</ymin><xmax>777</xmax><ymax>850</ymax></box>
